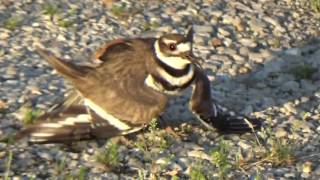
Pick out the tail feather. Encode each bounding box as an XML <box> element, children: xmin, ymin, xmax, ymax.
<box><xmin>35</xmin><ymin>46</ymin><xmax>93</xmax><ymax>82</ymax></box>
<box><xmin>14</xmin><ymin>102</ymin><xmax>126</xmax><ymax>144</ymax></box>
<box><xmin>15</xmin><ymin>118</ymin><xmax>93</xmax><ymax>144</ymax></box>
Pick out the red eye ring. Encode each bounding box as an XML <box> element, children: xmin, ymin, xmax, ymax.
<box><xmin>169</xmin><ymin>43</ymin><xmax>177</xmax><ymax>51</ymax></box>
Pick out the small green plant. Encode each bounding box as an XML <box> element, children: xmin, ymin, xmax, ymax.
<box><xmin>23</xmin><ymin>108</ymin><xmax>42</xmax><ymax>125</ymax></box>
<box><xmin>110</xmin><ymin>5</ymin><xmax>126</xmax><ymax>17</ymax></box>
<box><xmin>171</xmin><ymin>175</ymin><xmax>179</xmax><ymax>180</ymax></box>
<box><xmin>142</xmin><ymin>22</ymin><xmax>160</xmax><ymax>31</ymax></box>
<box><xmin>4</xmin><ymin>151</ymin><xmax>13</xmax><ymax>180</ymax></box>
<box><xmin>289</xmin><ymin>64</ymin><xmax>317</xmax><ymax>80</ymax></box>
<box><xmin>270</xmin><ymin>38</ymin><xmax>281</xmax><ymax>48</ymax></box>
<box><xmin>237</xmin><ymin>135</ymin><xmax>295</xmax><ymax>170</ymax></box>
<box><xmin>3</xmin><ymin>16</ymin><xmax>21</xmax><ymax>30</ymax></box>
<box><xmin>134</xmin><ymin>139</ymin><xmax>148</xmax><ymax>153</ymax></box>
<box><xmin>42</xmin><ymin>3</ymin><xmax>60</xmax><ymax>18</ymax></box>
<box><xmin>189</xmin><ymin>164</ymin><xmax>206</xmax><ymax>180</ymax></box>
<box><xmin>252</xmin><ymin>170</ymin><xmax>262</xmax><ymax>180</ymax></box>
<box><xmin>210</xmin><ymin>139</ymin><xmax>231</xmax><ymax>179</ymax></box>
<box><xmin>76</xmin><ymin>166</ymin><xmax>88</xmax><ymax>180</ymax></box>
<box><xmin>148</xmin><ymin>118</ymin><xmax>158</xmax><ymax>133</ymax></box>
<box><xmin>147</xmin><ymin>119</ymin><xmax>170</xmax><ymax>151</ymax></box>
<box><xmin>55</xmin><ymin>156</ymin><xmax>67</xmax><ymax>175</ymax></box>
<box><xmin>57</xmin><ymin>19</ymin><xmax>74</xmax><ymax>28</ymax></box>
<box><xmin>311</xmin><ymin>0</ymin><xmax>320</xmax><ymax>12</ymax></box>
<box><xmin>267</xmin><ymin>139</ymin><xmax>294</xmax><ymax>166</ymax></box>
<box><xmin>96</xmin><ymin>141</ymin><xmax>120</xmax><ymax>167</ymax></box>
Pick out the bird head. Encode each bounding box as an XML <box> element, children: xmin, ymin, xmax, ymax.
<box><xmin>154</xmin><ymin>27</ymin><xmax>202</xmax><ymax>69</ymax></box>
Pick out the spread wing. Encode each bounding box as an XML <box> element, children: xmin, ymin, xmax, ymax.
<box><xmin>82</xmin><ymin>39</ymin><xmax>168</xmax><ymax>125</ymax></box>
<box><xmin>35</xmin><ymin>41</ymin><xmax>167</xmax><ymax>127</ymax></box>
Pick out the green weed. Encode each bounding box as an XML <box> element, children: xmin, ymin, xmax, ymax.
<box><xmin>3</xmin><ymin>16</ymin><xmax>21</xmax><ymax>31</ymax></box>
<box><xmin>4</xmin><ymin>151</ymin><xmax>13</xmax><ymax>180</ymax></box>
<box><xmin>23</xmin><ymin>108</ymin><xmax>42</xmax><ymax>125</ymax></box>
<box><xmin>311</xmin><ymin>0</ymin><xmax>320</xmax><ymax>12</ymax></box>
<box><xmin>142</xmin><ymin>22</ymin><xmax>160</xmax><ymax>31</ymax></box>
<box><xmin>42</xmin><ymin>3</ymin><xmax>60</xmax><ymax>18</ymax></box>
<box><xmin>110</xmin><ymin>5</ymin><xmax>126</xmax><ymax>17</ymax></box>
<box><xmin>55</xmin><ymin>156</ymin><xmax>67</xmax><ymax>175</ymax></box>
<box><xmin>95</xmin><ymin>141</ymin><xmax>120</xmax><ymax>168</ymax></box>
<box><xmin>189</xmin><ymin>164</ymin><xmax>206</xmax><ymax>180</ymax></box>
<box><xmin>57</xmin><ymin>19</ymin><xmax>74</xmax><ymax>28</ymax></box>
<box><xmin>210</xmin><ymin>139</ymin><xmax>231</xmax><ymax>179</ymax></box>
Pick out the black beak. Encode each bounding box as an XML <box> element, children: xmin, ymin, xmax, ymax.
<box><xmin>185</xmin><ymin>26</ymin><xmax>203</xmax><ymax>68</ymax></box>
<box><xmin>186</xmin><ymin>26</ymin><xmax>194</xmax><ymax>43</ymax></box>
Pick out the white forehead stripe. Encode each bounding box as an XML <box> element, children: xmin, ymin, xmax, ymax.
<box><xmin>84</xmin><ymin>99</ymin><xmax>131</xmax><ymax>130</ymax></box>
<box><xmin>162</xmin><ymin>38</ymin><xmax>178</xmax><ymax>44</ymax></box>
<box><xmin>177</xmin><ymin>42</ymin><xmax>191</xmax><ymax>52</ymax></box>
<box><xmin>154</xmin><ymin>40</ymin><xmax>190</xmax><ymax>69</ymax></box>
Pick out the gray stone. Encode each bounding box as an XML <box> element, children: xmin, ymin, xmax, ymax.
<box><xmin>239</xmin><ymin>38</ymin><xmax>257</xmax><ymax>48</ymax></box>
<box><xmin>193</xmin><ymin>25</ymin><xmax>213</xmax><ymax>34</ymax></box>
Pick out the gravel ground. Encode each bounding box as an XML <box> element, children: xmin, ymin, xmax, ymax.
<box><xmin>0</xmin><ymin>0</ymin><xmax>320</xmax><ymax>179</ymax></box>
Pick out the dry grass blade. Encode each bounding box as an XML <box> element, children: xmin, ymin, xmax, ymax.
<box><xmin>243</xmin><ymin>118</ymin><xmax>262</xmax><ymax>147</ymax></box>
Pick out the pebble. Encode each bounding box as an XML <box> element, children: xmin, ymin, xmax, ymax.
<box><xmin>275</xmin><ymin>128</ymin><xmax>288</xmax><ymax>138</ymax></box>
<box><xmin>239</xmin><ymin>38</ymin><xmax>257</xmax><ymax>48</ymax></box>
<box><xmin>248</xmin><ymin>52</ymin><xmax>264</xmax><ymax>63</ymax></box>
<box><xmin>238</xmin><ymin>141</ymin><xmax>251</xmax><ymax>150</ymax></box>
<box><xmin>211</xmin><ymin>37</ymin><xmax>223</xmax><ymax>47</ymax></box>
<box><xmin>248</xmin><ymin>19</ymin><xmax>265</xmax><ymax>35</ymax></box>
<box><xmin>302</xmin><ymin>161</ymin><xmax>313</xmax><ymax>174</ymax></box>
<box><xmin>218</xmin><ymin>27</ymin><xmax>231</xmax><ymax>37</ymax></box>
<box><xmin>193</xmin><ymin>25</ymin><xmax>213</xmax><ymax>34</ymax></box>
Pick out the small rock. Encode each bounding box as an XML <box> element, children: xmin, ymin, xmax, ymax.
<box><xmin>275</xmin><ymin>128</ymin><xmax>287</xmax><ymax>138</ymax></box>
<box><xmin>302</xmin><ymin>161</ymin><xmax>313</xmax><ymax>173</ymax></box>
<box><xmin>211</xmin><ymin>10</ymin><xmax>223</xmax><ymax>18</ymax></box>
<box><xmin>232</xmin><ymin>54</ymin><xmax>245</xmax><ymax>62</ymax></box>
<box><xmin>155</xmin><ymin>157</ymin><xmax>169</xmax><ymax>165</ymax></box>
<box><xmin>0</xmin><ymin>31</ymin><xmax>10</xmax><ymax>40</ymax></box>
<box><xmin>187</xmin><ymin>150</ymin><xmax>211</xmax><ymax>161</ymax></box>
<box><xmin>248</xmin><ymin>19</ymin><xmax>265</xmax><ymax>35</ymax></box>
<box><xmin>218</xmin><ymin>27</ymin><xmax>231</xmax><ymax>37</ymax></box>
<box><xmin>238</xmin><ymin>141</ymin><xmax>251</xmax><ymax>150</ymax></box>
<box><xmin>239</xmin><ymin>47</ymin><xmax>250</xmax><ymax>56</ymax></box>
<box><xmin>193</xmin><ymin>25</ymin><xmax>213</xmax><ymax>34</ymax></box>
<box><xmin>284</xmin><ymin>103</ymin><xmax>297</xmax><ymax>114</ymax></box>
<box><xmin>0</xmin><ymin>100</ymin><xmax>7</xmax><ymax>110</ymax></box>
<box><xmin>127</xmin><ymin>157</ymin><xmax>144</xmax><ymax>169</ymax></box>
<box><xmin>211</xmin><ymin>37</ymin><xmax>223</xmax><ymax>47</ymax></box>
<box><xmin>248</xmin><ymin>52</ymin><xmax>264</xmax><ymax>63</ymax></box>
<box><xmin>239</xmin><ymin>38</ymin><xmax>257</xmax><ymax>48</ymax></box>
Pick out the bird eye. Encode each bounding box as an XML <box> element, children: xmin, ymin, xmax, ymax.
<box><xmin>169</xmin><ymin>43</ymin><xmax>177</xmax><ymax>51</ymax></box>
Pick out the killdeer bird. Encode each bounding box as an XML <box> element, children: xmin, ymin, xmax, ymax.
<box><xmin>15</xmin><ymin>28</ymin><xmax>261</xmax><ymax>144</ymax></box>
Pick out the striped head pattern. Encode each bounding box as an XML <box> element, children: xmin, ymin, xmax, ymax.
<box><xmin>154</xmin><ymin>28</ymin><xmax>195</xmax><ymax>70</ymax></box>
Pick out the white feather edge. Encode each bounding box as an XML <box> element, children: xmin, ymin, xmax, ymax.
<box><xmin>84</xmin><ymin>99</ymin><xmax>131</xmax><ymax>130</ymax></box>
